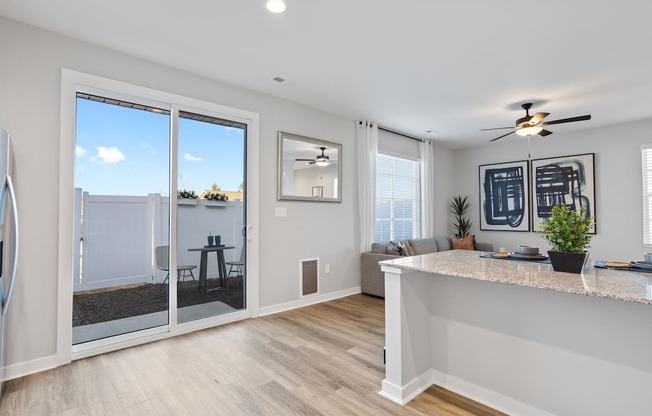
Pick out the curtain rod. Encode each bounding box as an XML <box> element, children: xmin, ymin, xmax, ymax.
<box><xmin>358</xmin><ymin>121</ymin><xmax>427</xmax><ymax>143</ymax></box>
<box><xmin>378</xmin><ymin>126</ymin><xmax>424</xmax><ymax>143</ymax></box>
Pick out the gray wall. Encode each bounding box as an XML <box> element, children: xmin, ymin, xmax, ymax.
<box><xmin>0</xmin><ymin>17</ymin><xmax>360</xmax><ymax>368</ymax></box>
<box><xmin>453</xmin><ymin>118</ymin><xmax>652</xmax><ymax>260</ymax></box>
<box><xmin>433</xmin><ymin>145</ymin><xmax>454</xmax><ymax>237</ymax></box>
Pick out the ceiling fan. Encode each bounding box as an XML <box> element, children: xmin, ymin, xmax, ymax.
<box><xmin>295</xmin><ymin>146</ymin><xmax>337</xmax><ymax>167</ymax></box>
<box><xmin>482</xmin><ymin>103</ymin><xmax>591</xmax><ymax>142</ymax></box>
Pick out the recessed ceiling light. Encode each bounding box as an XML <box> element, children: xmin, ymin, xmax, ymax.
<box><xmin>266</xmin><ymin>0</ymin><xmax>286</xmax><ymax>13</ymax></box>
<box><xmin>425</xmin><ymin>130</ymin><xmax>438</xmax><ymax>134</ymax></box>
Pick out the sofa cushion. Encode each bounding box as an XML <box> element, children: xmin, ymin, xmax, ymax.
<box><xmin>450</xmin><ymin>235</ymin><xmax>474</xmax><ymax>250</ymax></box>
<box><xmin>435</xmin><ymin>237</ymin><xmax>452</xmax><ymax>252</ymax></box>
<box><xmin>371</xmin><ymin>242</ymin><xmax>388</xmax><ymax>254</ymax></box>
<box><xmin>408</xmin><ymin>237</ymin><xmax>438</xmax><ymax>255</ymax></box>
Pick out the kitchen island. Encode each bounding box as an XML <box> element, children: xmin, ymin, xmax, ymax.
<box><xmin>379</xmin><ymin>250</ymin><xmax>652</xmax><ymax>416</ymax></box>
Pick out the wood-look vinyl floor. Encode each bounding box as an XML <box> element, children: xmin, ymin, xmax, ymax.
<box><xmin>0</xmin><ymin>294</ymin><xmax>505</xmax><ymax>416</ymax></box>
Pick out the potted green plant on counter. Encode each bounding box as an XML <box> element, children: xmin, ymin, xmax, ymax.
<box><xmin>539</xmin><ymin>204</ymin><xmax>593</xmax><ymax>273</ymax></box>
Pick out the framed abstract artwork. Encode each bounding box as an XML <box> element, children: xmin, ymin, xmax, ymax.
<box><xmin>479</xmin><ymin>160</ymin><xmax>530</xmax><ymax>231</ymax></box>
<box><xmin>530</xmin><ymin>153</ymin><xmax>596</xmax><ymax>234</ymax></box>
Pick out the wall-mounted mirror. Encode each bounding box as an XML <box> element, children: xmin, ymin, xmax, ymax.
<box><xmin>277</xmin><ymin>131</ymin><xmax>342</xmax><ymax>202</ymax></box>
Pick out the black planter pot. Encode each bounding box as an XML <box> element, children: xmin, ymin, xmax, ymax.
<box><xmin>547</xmin><ymin>251</ymin><xmax>589</xmax><ymax>274</ymax></box>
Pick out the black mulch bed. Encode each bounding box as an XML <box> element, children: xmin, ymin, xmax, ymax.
<box><xmin>73</xmin><ymin>276</ymin><xmax>244</xmax><ymax>327</ymax></box>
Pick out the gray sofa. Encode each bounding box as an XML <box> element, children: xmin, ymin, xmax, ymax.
<box><xmin>360</xmin><ymin>236</ymin><xmax>493</xmax><ymax>297</ymax></box>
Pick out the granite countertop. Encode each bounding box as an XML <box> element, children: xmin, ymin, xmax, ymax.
<box><xmin>380</xmin><ymin>250</ymin><xmax>652</xmax><ymax>305</ymax></box>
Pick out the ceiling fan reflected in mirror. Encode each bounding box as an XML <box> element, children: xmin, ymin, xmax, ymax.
<box><xmin>295</xmin><ymin>146</ymin><xmax>338</xmax><ymax>167</ymax></box>
<box><xmin>482</xmin><ymin>103</ymin><xmax>592</xmax><ymax>142</ymax></box>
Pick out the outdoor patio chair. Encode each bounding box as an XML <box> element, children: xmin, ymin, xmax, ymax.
<box><xmin>226</xmin><ymin>249</ymin><xmax>245</xmax><ymax>277</ymax></box>
<box><xmin>155</xmin><ymin>245</ymin><xmax>197</xmax><ymax>285</ymax></box>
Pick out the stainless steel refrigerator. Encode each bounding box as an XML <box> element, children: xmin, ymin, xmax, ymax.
<box><xmin>0</xmin><ymin>124</ymin><xmax>18</xmax><ymax>395</ymax></box>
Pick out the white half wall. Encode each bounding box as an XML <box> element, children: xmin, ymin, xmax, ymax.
<box><xmin>453</xmin><ymin>118</ymin><xmax>652</xmax><ymax>260</ymax></box>
<box><xmin>0</xmin><ymin>17</ymin><xmax>360</xmax><ymax>372</ymax></box>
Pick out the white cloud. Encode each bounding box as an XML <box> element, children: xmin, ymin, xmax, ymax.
<box><xmin>184</xmin><ymin>153</ymin><xmax>202</xmax><ymax>162</ymax></box>
<box><xmin>76</xmin><ymin>146</ymin><xmax>86</xmax><ymax>157</ymax></box>
<box><xmin>92</xmin><ymin>146</ymin><xmax>125</xmax><ymax>164</ymax></box>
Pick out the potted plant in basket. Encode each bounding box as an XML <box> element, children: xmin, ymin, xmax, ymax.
<box><xmin>539</xmin><ymin>204</ymin><xmax>593</xmax><ymax>273</ymax></box>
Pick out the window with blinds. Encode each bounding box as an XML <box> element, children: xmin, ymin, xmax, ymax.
<box><xmin>642</xmin><ymin>146</ymin><xmax>652</xmax><ymax>245</ymax></box>
<box><xmin>375</xmin><ymin>153</ymin><xmax>421</xmax><ymax>242</ymax></box>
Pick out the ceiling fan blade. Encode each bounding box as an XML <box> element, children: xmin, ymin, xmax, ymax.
<box><xmin>529</xmin><ymin>112</ymin><xmax>550</xmax><ymax>124</ymax></box>
<box><xmin>541</xmin><ymin>115</ymin><xmax>591</xmax><ymax>126</ymax></box>
<box><xmin>538</xmin><ymin>129</ymin><xmax>553</xmax><ymax>137</ymax></box>
<box><xmin>480</xmin><ymin>127</ymin><xmax>513</xmax><ymax>131</ymax></box>
<box><xmin>295</xmin><ymin>158</ymin><xmax>314</xmax><ymax>161</ymax></box>
<box><xmin>490</xmin><ymin>131</ymin><xmax>516</xmax><ymax>142</ymax></box>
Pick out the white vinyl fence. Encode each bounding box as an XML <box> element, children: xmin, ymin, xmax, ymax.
<box><xmin>73</xmin><ymin>189</ymin><xmax>244</xmax><ymax>292</ymax></box>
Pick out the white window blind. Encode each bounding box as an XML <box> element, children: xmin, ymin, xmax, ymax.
<box><xmin>375</xmin><ymin>153</ymin><xmax>421</xmax><ymax>242</ymax></box>
<box><xmin>642</xmin><ymin>146</ymin><xmax>652</xmax><ymax>245</ymax></box>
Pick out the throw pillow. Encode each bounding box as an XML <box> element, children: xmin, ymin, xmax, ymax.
<box><xmin>387</xmin><ymin>241</ymin><xmax>403</xmax><ymax>256</ymax></box>
<box><xmin>450</xmin><ymin>235</ymin><xmax>474</xmax><ymax>250</ymax></box>
<box><xmin>399</xmin><ymin>240</ymin><xmax>414</xmax><ymax>256</ymax></box>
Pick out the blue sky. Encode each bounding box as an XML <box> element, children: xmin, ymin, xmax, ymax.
<box><xmin>75</xmin><ymin>98</ymin><xmax>245</xmax><ymax>196</ymax></box>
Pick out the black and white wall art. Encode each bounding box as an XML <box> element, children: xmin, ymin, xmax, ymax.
<box><xmin>530</xmin><ymin>153</ymin><xmax>596</xmax><ymax>234</ymax></box>
<box><xmin>479</xmin><ymin>160</ymin><xmax>530</xmax><ymax>231</ymax></box>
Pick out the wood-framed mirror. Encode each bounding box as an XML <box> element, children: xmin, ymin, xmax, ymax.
<box><xmin>277</xmin><ymin>131</ymin><xmax>342</xmax><ymax>202</ymax></box>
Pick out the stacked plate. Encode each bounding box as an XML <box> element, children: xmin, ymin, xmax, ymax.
<box><xmin>508</xmin><ymin>245</ymin><xmax>548</xmax><ymax>261</ymax></box>
<box><xmin>628</xmin><ymin>261</ymin><xmax>652</xmax><ymax>271</ymax></box>
<box><xmin>508</xmin><ymin>253</ymin><xmax>548</xmax><ymax>261</ymax></box>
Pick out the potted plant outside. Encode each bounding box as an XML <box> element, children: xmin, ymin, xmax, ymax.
<box><xmin>539</xmin><ymin>204</ymin><xmax>593</xmax><ymax>273</ymax></box>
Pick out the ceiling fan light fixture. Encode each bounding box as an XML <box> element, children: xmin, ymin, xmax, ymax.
<box><xmin>315</xmin><ymin>160</ymin><xmax>329</xmax><ymax>167</ymax></box>
<box><xmin>516</xmin><ymin>126</ymin><xmax>543</xmax><ymax>137</ymax></box>
<box><xmin>266</xmin><ymin>0</ymin><xmax>286</xmax><ymax>13</ymax></box>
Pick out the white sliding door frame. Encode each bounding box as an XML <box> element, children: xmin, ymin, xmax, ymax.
<box><xmin>58</xmin><ymin>69</ymin><xmax>260</xmax><ymax>362</ymax></box>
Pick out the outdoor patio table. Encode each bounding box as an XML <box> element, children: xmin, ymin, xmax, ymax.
<box><xmin>188</xmin><ymin>245</ymin><xmax>235</xmax><ymax>292</ymax></box>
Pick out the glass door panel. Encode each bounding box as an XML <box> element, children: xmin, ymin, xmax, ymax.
<box><xmin>72</xmin><ymin>93</ymin><xmax>170</xmax><ymax>344</ymax></box>
<box><xmin>176</xmin><ymin>111</ymin><xmax>246</xmax><ymax>323</ymax></box>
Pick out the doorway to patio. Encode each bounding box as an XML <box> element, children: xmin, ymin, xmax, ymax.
<box><xmin>72</xmin><ymin>92</ymin><xmax>247</xmax><ymax>345</ymax></box>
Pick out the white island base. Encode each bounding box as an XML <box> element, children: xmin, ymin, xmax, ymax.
<box><xmin>380</xmin><ymin>250</ymin><xmax>652</xmax><ymax>416</ymax></box>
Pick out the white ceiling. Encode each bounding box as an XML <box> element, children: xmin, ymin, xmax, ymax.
<box><xmin>2</xmin><ymin>0</ymin><xmax>652</xmax><ymax>148</ymax></box>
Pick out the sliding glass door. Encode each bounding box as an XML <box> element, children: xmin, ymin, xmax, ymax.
<box><xmin>72</xmin><ymin>94</ymin><xmax>247</xmax><ymax>345</ymax></box>
<box><xmin>73</xmin><ymin>93</ymin><xmax>171</xmax><ymax>344</ymax></box>
<box><xmin>176</xmin><ymin>111</ymin><xmax>246</xmax><ymax>323</ymax></box>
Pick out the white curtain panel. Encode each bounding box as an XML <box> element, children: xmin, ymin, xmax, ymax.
<box><xmin>420</xmin><ymin>140</ymin><xmax>434</xmax><ymax>238</ymax></box>
<box><xmin>357</xmin><ymin>121</ymin><xmax>378</xmax><ymax>253</ymax></box>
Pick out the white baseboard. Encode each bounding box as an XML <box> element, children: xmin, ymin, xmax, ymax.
<box><xmin>3</xmin><ymin>354</ymin><xmax>62</xmax><ymax>381</ymax></box>
<box><xmin>379</xmin><ymin>369</ymin><xmax>553</xmax><ymax>416</ymax></box>
<box><xmin>430</xmin><ymin>369</ymin><xmax>554</xmax><ymax>416</ymax></box>
<box><xmin>380</xmin><ymin>369</ymin><xmax>433</xmax><ymax>405</ymax></box>
<box><xmin>258</xmin><ymin>287</ymin><xmax>361</xmax><ymax>317</ymax></box>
